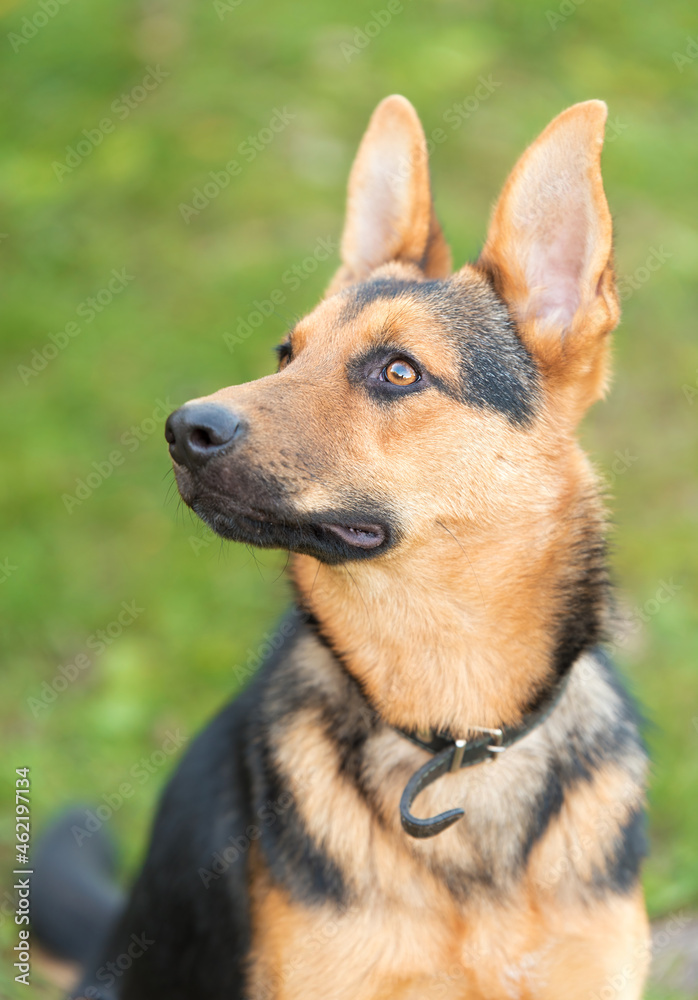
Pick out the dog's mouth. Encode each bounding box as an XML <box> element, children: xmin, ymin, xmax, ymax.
<box><xmin>320</xmin><ymin>522</ymin><xmax>386</xmax><ymax>549</ymax></box>
<box><xmin>188</xmin><ymin>493</ymin><xmax>392</xmax><ymax>563</ymax></box>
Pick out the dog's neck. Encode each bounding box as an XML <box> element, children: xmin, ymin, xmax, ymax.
<box><xmin>291</xmin><ymin>478</ymin><xmax>608</xmax><ymax>735</ymax></box>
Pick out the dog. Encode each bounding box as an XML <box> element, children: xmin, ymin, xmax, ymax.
<box><xmin>33</xmin><ymin>96</ymin><xmax>650</xmax><ymax>1000</ymax></box>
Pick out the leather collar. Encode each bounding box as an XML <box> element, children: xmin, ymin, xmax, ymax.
<box><xmin>396</xmin><ymin>670</ymin><xmax>571</xmax><ymax>838</ymax></box>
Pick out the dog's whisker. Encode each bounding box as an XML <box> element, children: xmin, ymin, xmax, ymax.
<box><xmin>344</xmin><ymin>565</ymin><xmax>369</xmax><ymax>617</ymax></box>
<box><xmin>270</xmin><ymin>550</ymin><xmax>291</xmax><ymax>585</ymax></box>
<box><xmin>246</xmin><ymin>544</ymin><xmax>266</xmax><ymax>583</ymax></box>
<box><xmin>309</xmin><ymin>561</ymin><xmax>322</xmax><ymax>599</ymax></box>
<box><xmin>436</xmin><ymin>519</ymin><xmax>487</xmax><ymax>609</ymax></box>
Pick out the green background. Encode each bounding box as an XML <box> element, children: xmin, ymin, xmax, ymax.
<box><xmin>1</xmin><ymin>0</ymin><xmax>696</xmax><ymax>996</ymax></box>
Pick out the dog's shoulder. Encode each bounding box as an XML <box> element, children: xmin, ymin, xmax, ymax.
<box><xmin>73</xmin><ymin>615</ymin><xmax>297</xmax><ymax>999</ymax></box>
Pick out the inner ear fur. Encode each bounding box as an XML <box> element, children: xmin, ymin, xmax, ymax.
<box><xmin>475</xmin><ymin>101</ymin><xmax>619</xmax><ymax>411</ymax></box>
<box><xmin>327</xmin><ymin>95</ymin><xmax>451</xmax><ymax>295</ymax></box>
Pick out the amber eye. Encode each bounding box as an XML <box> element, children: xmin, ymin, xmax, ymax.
<box><xmin>384</xmin><ymin>359</ymin><xmax>419</xmax><ymax>386</ymax></box>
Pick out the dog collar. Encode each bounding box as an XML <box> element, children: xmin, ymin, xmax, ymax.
<box><xmin>396</xmin><ymin>670</ymin><xmax>571</xmax><ymax>839</ymax></box>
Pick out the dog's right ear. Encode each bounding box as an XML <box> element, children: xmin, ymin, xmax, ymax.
<box><xmin>475</xmin><ymin>101</ymin><xmax>619</xmax><ymax>414</ymax></box>
<box><xmin>327</xmin><ymin>96</ymin><xmax>451</xmax><ymax>294</ymax></box>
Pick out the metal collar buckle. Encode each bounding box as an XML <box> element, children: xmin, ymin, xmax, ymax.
<box><xmin>398</xmin><ymin>667</ymin><xmax>573</xmax><ymax>838</ymax></box>
<box><xmin>450</xmin><ymin>726</ymin><xmax>504</xmax><ymax>772</ymax></box>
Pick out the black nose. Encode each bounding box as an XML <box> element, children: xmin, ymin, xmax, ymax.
<box><xmin>165</xmin><ymin>402</ymin><xmax>244</xmax><ymax>468</ymax></box>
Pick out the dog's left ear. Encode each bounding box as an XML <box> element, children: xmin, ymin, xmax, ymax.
<box><xmin>328</xmin><ymin>95</ymin><xmax>451</xmax><ymax>293</ymax></box>
<box><xmin>476</xmin><ymin>100</ymin><xmax>619</xmax><ymax>412</ymax></box>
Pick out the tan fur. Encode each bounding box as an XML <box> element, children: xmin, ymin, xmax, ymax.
<box><xmin>248</xmin><ymin>859</ymin><xmax>648</xmax><ymax>1000</ymax></box>
<box><xmin>477</xmin><ymin>100</ymin><xmax>620</xmax><ymax>421</ymax></box>
<box><xmin>327</xmin><ymin>95</ymin><xmax>451</xmax><ymax>293</ymax></box>
<box><xmin>243</xmin><ymin>636</ymin><xmax>649</xmax><ymax>999</ymax></box>
<box><xmin>172</xmin><ymin>98</ymin><xmax>649</xmax><ymax>998</ymax></box>
<box><xmin>188</xmin><ymin>265</ymin><xmax>608</xmax><ymax>735</ymax></box>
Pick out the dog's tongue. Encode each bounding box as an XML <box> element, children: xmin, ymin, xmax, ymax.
<box><xmin>322</xmin><ymin>523</ymin><xmax>385</xmax><ymax>549</ymax></box>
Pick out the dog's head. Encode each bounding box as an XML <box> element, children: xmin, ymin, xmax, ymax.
<box><xmin>166</xmin><ymin>97</ymin><xmax>618</xmax><ymax>567</ymax></box>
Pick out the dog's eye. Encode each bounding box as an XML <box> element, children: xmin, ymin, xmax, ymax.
<box><xmin>275</xmin><ymin>342</ymin><xmax>292</xmax><ymax>371</ymax></box>
<box><xmin>382</xmin><ymin>359</ymin><xmax>419</xmax><ymax>386</ymax></box>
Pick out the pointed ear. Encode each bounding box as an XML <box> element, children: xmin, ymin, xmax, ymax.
<box><xmin>328</xmin><ymin>96</ymin><xmax>451</xmax><ymax>293</ymax></box>
<box><xmin>476</xmin><ymin>101</ymin><xmax>619</xmax><ymax>406</ymax></box>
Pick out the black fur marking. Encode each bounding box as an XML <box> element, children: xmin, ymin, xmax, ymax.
<box><xmin>39</xmin><ymin>606</ymin><xmax>649</xmax><ymax>998</ymax></box>
<box><xmin>519</xmin><ymin>648</ymin><xmax>647</xmax><ymax>874</ymax></box>
<box><xmin>68</xmin><ymin>615</ymin><xmax>352</xmax><ymax>998</ymax></box>
<box><xmin>246</xmin><ymin>614</ymin><xmax>355</xmax><ymax>905</ymax></box>
<box><xmin>73</xmin><ymin>690</ymin><xmax>259</xmax><ymax>1000</ymax></box>
<box><xmin>489</xmin><ymin>491</ymin><xmax>611</xmax><ymax>730</ymax></box>
<box><xmin>519</xmin><ymin>765</ymin><xmax>567</xmax><ymax>869</ymax></box>
<box><xmin>275</xmin><ymin>341</ymin><xmax>292</xmax><ymax>367</ymax></box>
<box><xmin>338</xmin><ymin>277</ymin><xmax>420</xmax><ymax>322</ymax></box>
<box><xmin>250</xmin><ymin>736</ymin><xmax>347</xmax><ymax>905</ymax></box>
<box><xmin>302</xmin><ymin>599</ymin><xmax>646</xmax><ymax>898</ymax></box>
<box><xmin>598</xmin><ymin>805</ymin><xmax>647</xmax><ymax>894</ymax></box>
<box><xmin>551</xmin><ymin>534</ymin><xmax>610</xmax><ymax>679</ymax></box>
<box><xmin>297</xmin><ymin>607</ymin><xmax>384</xmax><ymax>734</ymax></box>
<box><xmin>258</xmin><ymin>611</ymin><xmax>388</xmax><ymax>839</ymax></box>
<box><xmin>340</xmin><ymin>277</ymin><xmax>539</xmax><ymax>425</ymax></box>
<box><xmin>264</xmin><ymin>607</ymin><xmax>392</xmax><ymax>838</ymax></box>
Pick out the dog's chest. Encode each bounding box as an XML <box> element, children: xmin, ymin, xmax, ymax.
<box><xmin>246</xmin><ymin>637</ymin><xmax>647</xmax><ymax>998</ymax></box>
<box><xmin>246</xmin><ymin>853</ymin><xmax>562</xmax><ymax>1000</ymax></box>
<box><xmin>248</xmin><ymin>700</ymin><xmax>567</xmax><ymax>1000</ymax></box>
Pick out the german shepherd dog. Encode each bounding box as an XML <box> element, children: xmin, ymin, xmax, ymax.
<box><xmin>34</xmin><ymin>97</ymin><xmax>650</xmax><ymax>999</ymax></box>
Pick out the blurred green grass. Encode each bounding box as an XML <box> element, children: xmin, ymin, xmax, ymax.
<box><xmin>1</xmin><ymin>0</ymin><xmax>697</xmax><ymax>996</ymax></box>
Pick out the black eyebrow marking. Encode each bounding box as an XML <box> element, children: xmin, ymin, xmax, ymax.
<box><xmin>338</xmin><ymin>277</ymin><xmax>539</xmax><ymax>425</ymax></box>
